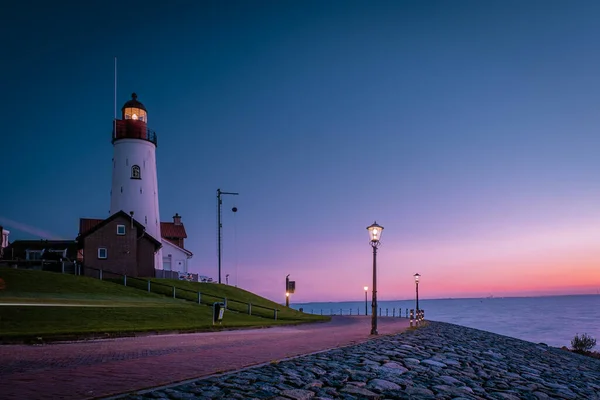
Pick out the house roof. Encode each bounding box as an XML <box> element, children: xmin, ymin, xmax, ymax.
<box><xmin>80</xmin><ymin>217</ymin><xmax>187</xmax><ymax>239</ymax></box>
<box><xmin>79</xmin><ymin>218</ymin><xmax>103</xmax><ymax>236</ymax></box>
<box><xmin>160</xmin><ymin>222</ymin><xmax>187</xmax><ymax>238</ymax></box>
<box><xmin>77</xmin><ymin>211</ymin><xmax>162</xmax><ymax>250</ymax></box>
<box><xmin>161</xmin><ymin>238</ymin><xmax>193</xmax><ymax>257</ymax></box>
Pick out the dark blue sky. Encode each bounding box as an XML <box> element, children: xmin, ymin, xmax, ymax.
<box><xmin>3</xmin><ymin>1</ymin><xmax>600</xmax><ymax>301</ymax></box>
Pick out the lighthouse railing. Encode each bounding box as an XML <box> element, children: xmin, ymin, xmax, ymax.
<box><xmin>112</xmin><ymin>120</ymin><xmax>158</xmax><ymax>146</ymax></box>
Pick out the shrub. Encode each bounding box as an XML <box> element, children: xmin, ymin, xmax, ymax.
<box><xmin>571</xmin><ymin>333</ymin><xmax>597</xmax><ymax>353</ymax></box>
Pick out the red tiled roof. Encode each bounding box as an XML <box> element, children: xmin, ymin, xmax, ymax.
<box><xmin>79</xmin><ymin>218</ymin><xmax>103</xmax><ymax>236</ymax></box>
<box><xmin>160</xmin><ymin>222</ymin><xmax>187</xmax><ymax>239</ymax></box>
<box><xmin>80</xmin><ymin>218</ymin><xmax>187</xmax><ymax>239</ymax></box>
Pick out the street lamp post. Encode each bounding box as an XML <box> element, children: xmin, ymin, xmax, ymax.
<box><xmin>367</xmin><ymin>221</ymin><xmax>384</xmax><ymax>335</ymax></box>
<box><xmin>414</xmin><ymin>273</ymin><xmax>420</xmax><ymax>312</ymax></box>
<box><xmin>286</xmin><ymin>274</ymin><xmax>290</xmax><ymax>307</ymax></box>
<box><xmin>217</xmin><ymin>188</ymin><xmax>239</xmax><ymax>284</ymax></box>
<box><xmin>364</xmin><ymin>286</ymin><xmax>368</xmax><ymax>316</ymax></box>
<box><xmin>226</xmin><ymin>274</ymin><xmax>230</xmax><ymax>285</ymax></box>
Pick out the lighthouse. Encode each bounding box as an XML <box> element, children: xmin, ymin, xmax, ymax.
<box><xmin>110</xmin><ymin>93</ymin><xmax>163</xmax><ymax>270</ymax></box>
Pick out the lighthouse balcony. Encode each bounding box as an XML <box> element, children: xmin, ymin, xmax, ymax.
<box><xmin>112</xmin><ymin>119</ymin><xmax>158</xmax><ymax>146</ymax></box>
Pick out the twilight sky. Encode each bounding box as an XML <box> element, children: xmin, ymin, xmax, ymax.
<box><xmin>2</xmin><ymin>0</ymin><xmax>600</xmax><ymax>302</ymax></box>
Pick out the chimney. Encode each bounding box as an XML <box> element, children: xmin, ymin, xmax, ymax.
<box><xmin>173</xmin><ymin>213</ymin><xmax>182</xmax><ymax>225</ymax></box>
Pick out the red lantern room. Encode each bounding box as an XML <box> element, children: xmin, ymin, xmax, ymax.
<box><xmin>112</xmin><ymin>93</ymin><xmax>157</xmax><ymax>145</ymax></box>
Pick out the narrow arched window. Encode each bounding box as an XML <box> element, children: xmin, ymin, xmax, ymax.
<box><xmin>131</xmin><ymin>165</ymin><xmax>141</xmax><ymax>179</ymax></box>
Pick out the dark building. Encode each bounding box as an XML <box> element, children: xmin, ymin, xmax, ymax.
<box><xmin>1</xmin><ymin>239</ymin><xmax>79</xmax><ymax>273</ymax></box>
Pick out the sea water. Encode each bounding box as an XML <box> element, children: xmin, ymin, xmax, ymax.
<box><xmin>292</xmin><ymin>295</ymin><xmax>600</xmax><ymax>348</ymax></box>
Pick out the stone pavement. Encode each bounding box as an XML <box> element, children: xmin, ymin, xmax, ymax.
<box><xmin>117</xmin><ymin>321</ymin><xmax>600</xmax><ymax>400</ymax></box>
<box><xmin>0</xmin><ymin>316</ymin><xmax>410</xmax><ymax>400</ymax></box>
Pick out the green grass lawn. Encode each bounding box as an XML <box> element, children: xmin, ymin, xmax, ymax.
<box><xmin>0</xmin><ymin>268</ymin><xmax>329</xmax><ymax>341</ymax></box>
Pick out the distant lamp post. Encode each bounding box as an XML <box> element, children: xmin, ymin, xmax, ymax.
<box><xmin>414</xmin><ymin>273</ymin><xmax>420</xmax><ymax>312</ymax></box>
<box><xmin>285</xmin><ymin>274</ymin><xmax>290</xmax><ymax>307</ymax></box>
<box><xmin>364</xmin><ymin>286</ymin><xmax>368</xmax><ymax>316</ymax></box>
<box><xmin>226</xmin><ymin>274</ymin><xmax>229</xmax><ymax>285</ymax></box>
<box><xmin>367</xmin><ymin>221</ymin><xmax>384</xmax><ymax>335</ymax></box>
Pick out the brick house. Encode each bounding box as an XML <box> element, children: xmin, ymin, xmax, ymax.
<box><xmin>79</xmin><ymin>212</ymin><xmax>192</xmax><ymax>277</ymax></box>
<box><xmin>77</xmin><ymin>210</ymin><xmax>161</xmax><ymax>278</ymax></box>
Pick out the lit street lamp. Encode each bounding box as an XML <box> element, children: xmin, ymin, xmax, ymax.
<box><xmin>367</xmin><ymin>221</ymin><xmax>384</xmax><ymax>335</ymax></box>
<box><xmin>286</xmin><ymin>274</ymin><xmax>290</xmax><ymax>307</ymax></box>
<box><xmin>414</xmin><ymin>273</ymin><xmax>420</xmax><ymax>312</ymax></box>
<box><xmin>364</xmin><ymin>286</ymin><xmax>368</xmax><ymax>316</ymax></box>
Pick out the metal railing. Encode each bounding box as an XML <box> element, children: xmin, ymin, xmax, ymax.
<box><xmin>87</xmin><ymin>266</ymin><xmax>282</xmax><ymax>320</ymax></box>
<box><xmin>112</xmin><ymin>120</ymin><xmax>158</xmax><ymax>146</ymax></box>
<box><xmin>305</xmin><ymin>307</ymin><xmax>424</xmax><ymax>319</ymax></box>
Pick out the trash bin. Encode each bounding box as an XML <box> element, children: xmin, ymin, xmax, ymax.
<box><xmin>213</xmin><ymin>302</ymin><xmax>225</xmax><ymax>325</ymax></box>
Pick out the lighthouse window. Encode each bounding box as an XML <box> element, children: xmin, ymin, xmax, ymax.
<box><xmin>131</xmin><ymin>165</ymin><xmax>141</xmax><ymax>179</ymax></box>
<box><xmin>124</xmin><ymin>108</ymin><xmax>147</xmax><ymax>122</ymax></box>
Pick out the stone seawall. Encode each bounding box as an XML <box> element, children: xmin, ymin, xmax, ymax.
<box><xmin>116</xmin><ymin>321</ymin><xmax>600</xmax><ymax>400</ymax></box>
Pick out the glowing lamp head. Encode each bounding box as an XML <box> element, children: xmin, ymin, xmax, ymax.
<box><xmin>366</xmin><ymin>221</ymin><xmax>384</xmax><ymax>243</ymax></box>
<box><xmin>414</xmin><ymin>273</ymin><xmax>421</xmax><ymax>283</ymax></box>
<box><xmin>121</xmin><ymin>92</ymin><xmax>148</xmax><ymax>123</ymax></box>
<box><xmin>364</xmin><ymin>286</ymin><xmax>368</xmax><ymax>291</ymax></box>
<box><xmin>286</xmin><ymin>292</ymin><xmax>289</xmax><ymax>297</ymax></box>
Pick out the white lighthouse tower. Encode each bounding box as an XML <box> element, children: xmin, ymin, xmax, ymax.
<box><xmin>110</xmin><ymin>93</ymin><xmax>163</xmax><ymax>270</ymax></box>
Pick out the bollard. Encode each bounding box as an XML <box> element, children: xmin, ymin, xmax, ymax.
<box><xmin>172</xmin><ymin>286</ymin><xmax>176</xmax><ymax>298</ymax></box>
<box><xmin>99</xmin><ymin>269</ymin><xmax>103</xmax><ymax>280</ymax></box>
<box><xmin>124</xmin><ymin>275</ymin><xmax>127</xmax><ymax>286</ymax></box>
<box><xmin>410</xmin><ymin>309</ymin><xmax>414</xmax><ymax>327</ymax></box>
<box><xmin>350</xmin><ymin>308</ymin><xmax>352</xmax><ymax>316</ymax></box>
<box><xmin>148</xmin><ymin>280</ymin><xmax>151</xmax><ymax>292</ymax></box>
<box><xmin>340</xmin><ymin>308</ymin><xmax>342</xmax><ymax>315</ymax></box>
<box><xmin>274</xmin><ymin>309</ymin><xmax>278</xmax><ymax>320</ymax></box>
<box><xmin>393</xmin><ymin>308</ymin><xmax>395</xmax><ymax>317</ymax></box>
<box><xmin>197</xmin><ymin>292</ymin><xmax>201</xmax><ymax>304</ymax></box>
<box><xmin>386</xmin><ymin>308</ymin><xmax>388</xmax><ymax>316</ymax></box>
<box><xmin>248</xmin><ymin>303</ymin><xmax>252</xmax><ymax>315</ymax></box>
<box><xmin>406</xmin><ymin>308</ymin><xmax>408</xmax><ymax>318</ymax></box>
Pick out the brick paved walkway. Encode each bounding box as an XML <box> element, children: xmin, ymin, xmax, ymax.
<box><xmin>0</xmin><ymin>316</ymin><xmax>410</xmax><ymax>400</ymax></box>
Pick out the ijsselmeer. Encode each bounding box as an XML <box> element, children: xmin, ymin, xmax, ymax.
<box><xmin>1</xmin><ymin>1</ymin><xmax>599</xmax><ymax>399</ymax></box>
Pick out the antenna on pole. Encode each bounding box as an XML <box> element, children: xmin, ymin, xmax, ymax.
<box><xmin>114</xmin><ymin>56</ymin><xmax>117</xmax><ymax>120</ymax></box>
<box><xmin>113</xmin><ymin>57</ymin><xmax>117</xmax><ymax>143</ymax></box>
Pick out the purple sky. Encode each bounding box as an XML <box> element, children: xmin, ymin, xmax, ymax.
<box><xmin>2</xmin><ymin>1</ymin><xmax>600</xmax><ymax>302</ymax></box>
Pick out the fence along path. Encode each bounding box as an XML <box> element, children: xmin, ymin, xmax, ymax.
<box><xmin>88</xmin><ymin>266</ymin><xmax>282</xmax><ymax>320</ymax></box>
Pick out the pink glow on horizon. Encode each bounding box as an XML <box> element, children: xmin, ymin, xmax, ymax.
<box><xmin>238</xmin><ymin>220</ymin><xmax>600</xmax><ymax>303</ymax></box>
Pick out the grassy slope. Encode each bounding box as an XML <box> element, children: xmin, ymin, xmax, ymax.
<box><xmin>0</xmin><ymin>268</ymin><xmax>328</xmax><ymax>340</ymax></box>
